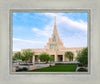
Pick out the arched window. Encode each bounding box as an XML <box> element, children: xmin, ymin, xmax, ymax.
<box><xmin>54</xmin><ymin>36</ymin><xmax>56</xmax><ymax>42</ymax></box>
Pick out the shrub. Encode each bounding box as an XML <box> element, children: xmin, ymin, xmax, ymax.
<box><xmin>78</xmin><ymin>63</ymin><xmax>83</xmax><ymax>67</ymax></box>
<box><xmin>16</xmin><ymin>68</ymin><xmax>23</xmax><ymax>72</ymax></box>
<box><xmin>77</xmin><ymin>68</ymin><xmax>87</xmax><ymax>72</ymax></box>
<box><xmin>22</xmin><ymin>67</ymin><xmax>28</xmax><ymax>71</ymax></box>
<box><xmin>16</xmin><ymin>67</ymin><xmax>28</xmax><ymax>72</ymax></box>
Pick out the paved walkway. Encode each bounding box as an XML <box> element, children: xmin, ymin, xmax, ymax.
<box><xmin>13</xmin><ymin>63</ymin><xmax>50</xmax><ymax>70</ymax></box>
<box><xmin>34</xmin><ymin>64</ymin><xmax>49</xmax><ymax>69</ymax></box>
<box><xmin>76</xmin><ymin>66</ymin><xmax>88</xmax><ymax>72</ymax></box>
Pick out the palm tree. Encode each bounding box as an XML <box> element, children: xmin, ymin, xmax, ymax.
<box><xmin>65</xmin><ymin>51</ymin><xmax>74</xmax><ymax>62</ymax></box>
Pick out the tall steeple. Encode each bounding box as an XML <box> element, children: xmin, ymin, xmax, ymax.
<box><xmin>53</xmin><ymin>16</ymin><xmax>58</xmax><ymax>35</ymax></box>
<box><xmin>44</xmin><ymin>16</ymin><xmax>66</xmax><ymax>50</ymax></box>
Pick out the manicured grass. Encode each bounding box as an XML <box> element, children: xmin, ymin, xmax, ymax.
<box><xmin>28</xmin><ymin>65</ymin><xmax>77</xmax><ymax>72</ymax></box>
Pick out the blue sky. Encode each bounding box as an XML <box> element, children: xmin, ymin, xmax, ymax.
<box><xmin>13</xmin><ymin>12</ymin><xmax>88</xmax><ymax>51</ymax></box>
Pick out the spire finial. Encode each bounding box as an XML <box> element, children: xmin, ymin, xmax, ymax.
<box><xmin>55</xmin><ymin>16</ymin><xmax>56</xmax><ymax>24</ymax></box>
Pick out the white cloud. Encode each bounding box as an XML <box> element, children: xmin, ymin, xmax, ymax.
<box><xmin>13</xmin><ymin>38</ymin><xmax>44</xmax><ymax>44</ymax></box>
<box><xmin>13</xmin><ymin>38</ymin><xmax>45</xmax><ymax>51</ymax></box>
<box><xmin>32</xmin><ymin>13</ymin><xmax>87</xmax><ymax>39</ymax></box>
<box><xmin>63</xmin><ymin>34</ymin><xmax>87</xmax><ymax>47</ymax></box>
<box><xmin>44</xmin><ymin>13</ymin><xmax>87</xmax><ymax>31</ymax></box>
<box><xmin>32</xmin><ymin>25</ymin><xmax>53</xmax><ymax>38</ymax></box>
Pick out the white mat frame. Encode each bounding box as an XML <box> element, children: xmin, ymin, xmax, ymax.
<box><xmin>0</xmin><ymin>0</ymin><xmax>100</xmax><ymax>84</ymax></box>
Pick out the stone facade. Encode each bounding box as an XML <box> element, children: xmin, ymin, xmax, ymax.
<box><xmin>13</xmin><ymin>17</ymin><xmax>84</xmax><ymax>62</ymax></box>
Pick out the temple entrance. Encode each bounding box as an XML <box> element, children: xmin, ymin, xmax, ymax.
<box><xmin>29</xmin><ymin>56</ymin><xmax>33</xmax><ymax>63</ymax></box>
<box><xmin>58</xmin><ymin>55</ymin><xmax>63</xmax><ymax>62</ymax></box>
<box><xmin>35</xmin><ymin>55</ymin><xmax>38</xmax><ymax>63</ymax></box>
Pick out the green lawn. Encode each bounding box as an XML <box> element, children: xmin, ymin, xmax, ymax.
<box><xmin>28</xmin><ymin>65</ymin><xmax>77</xmax><ymax>72</ymax></box>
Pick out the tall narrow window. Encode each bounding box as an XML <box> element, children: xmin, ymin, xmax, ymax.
<box><xmin>53</xmin><ymin>44</ymin><xmax>54</xmax><ymax>49</ymax></box>
<box><xmin>50</xmin><ymin>44</ymin><xmax>51</xmax><ymax>49</ymax></box>
<box><xmin>56</xmin><ymin>44</ymin><xmax>57</xmax><ymax>49</ymax></box>
<box><xmin>54</xmin><ymin>36</ymin><xmax>56</xmax><ymax>42</ymax></box>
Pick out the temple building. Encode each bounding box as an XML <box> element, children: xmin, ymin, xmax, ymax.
<box><xmin>14</xmin><ymin>17</ymin><xmax>84</xmax><ymax>62</ymax></box>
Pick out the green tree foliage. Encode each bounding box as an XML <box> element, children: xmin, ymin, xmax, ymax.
<box><xmin>12</xmin><ymin>56</ymin><xmax>17</xmax><ymax>61</ymax></box>
<box><xmin>21</xmin><ymin>49</ymin><xmax>35</xmax><ymax>63</ymax></box>
<box><xmin>38</xmin><ymin>53</ymin><xmax>50</xmax><ymax>63</ymax></box>
<box><xmin>49</xmin><ymin>55</ymin><xmax>54</xmax><ymax>67</ymax></box>
<box><xmin>65</xmin><ymin>51</ymin><xmax>74</xmax><ymax>61</ymax></box>
<box><xmin>12</xmin><ymin>52</ymin><xmax>22</xmax><ymax>61</ymax></box>
<box><xmin>76</xmin><ymin>47</ymin><xmax>88</xmax><ymax>67</ymax></box>
<box><xmin>49</xmin><ymin>55</ymin><xmax>54</xmax><ymax>62</ymax></box>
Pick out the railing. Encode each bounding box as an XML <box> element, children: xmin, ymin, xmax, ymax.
<box><xmin>55</xmin><ymin>62</ymin><xmax>79</xmax><ymax>65</ymax></box>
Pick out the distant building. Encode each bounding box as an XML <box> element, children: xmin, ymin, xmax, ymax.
<box><xmin>13</xmin><ymin>17</ymin><xmax>84</xmax><ymax>62</ymax></box>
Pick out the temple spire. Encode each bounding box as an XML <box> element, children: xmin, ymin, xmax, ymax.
<box><xmin>44</xmin><ymin>16</ymin><xmax>65</xmax><ymax>50</ymax></box>
<box><xmin>53</xmin><ymin>16</ymin><xmax>57</xmax><ymax>35</ymax></box>
<box><xmin>55</xmin><ymin>16</ymin><xmax>56</xmax><ymax>25</ymax></box>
